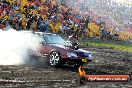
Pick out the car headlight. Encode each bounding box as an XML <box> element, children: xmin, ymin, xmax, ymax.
<box><xmin>88</xmin><ymin>52</ymin><xmax>93</xmax><ymax>61</ymax></box>
<box><xmin>67</xmin><ymin>52</ymin><xmax>78</xmax><ymax>58</ymax></box>
<box><xmin>84</xmin><ymin>52</ymin><xmax>93</xmax><ymax>59</ymax></box>
<box><xmin>89</xmin><ymin>53</ymin><xmax>92</xmax><ymax>58</ymax></box>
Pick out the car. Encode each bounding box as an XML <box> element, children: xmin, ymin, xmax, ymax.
<box><xmin>30</xmin><ymin>32</ymin><xmax>93</xmax><ymax>67</ymax></box>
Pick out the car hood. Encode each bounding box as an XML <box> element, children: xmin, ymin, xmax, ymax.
<box><xmin>49</xmin><ymin>44</ymin><xmax>91</xmax><ymax>58</ymax></box>
<box><xmin>75</xmin><ymin>49</ymin><xmax>90</xmax><ymax>53</ymax></box>
<box><xmin>51</xmin><ymin>44</ymin><xmax>74</xmax><ymax>51</ymax></box>
<box><xmin>50</xmin><ymin>44</ymin><xmax>89</xmax><ymax>53</ymax></box>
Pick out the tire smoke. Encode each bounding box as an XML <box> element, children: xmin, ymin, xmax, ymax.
<box><xmin>0</xmin><ymin>29</ymin><xmax>43</xmax><ymax>65</ymax></box>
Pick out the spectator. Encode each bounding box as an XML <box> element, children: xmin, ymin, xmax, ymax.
<box><xmin>100</xmin><ymin>27</ymin><xmax>107</xmax><ymax>39</ymax></box>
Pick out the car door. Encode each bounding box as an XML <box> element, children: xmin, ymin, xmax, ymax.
<box><xmin>39</xmin><ymin>36</ymin><xmax>48</xmax><ymax>57</ymax></box>
<box><xmin>42</xmin><ymin>34</ymin><xmax>53</xmax><ymax>56</ymax></box>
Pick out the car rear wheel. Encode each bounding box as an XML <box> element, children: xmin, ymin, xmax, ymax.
<box><xmin>49</xmin><ymin>52</ymin><xmax>61</xmax><ymax>67</ymax></box>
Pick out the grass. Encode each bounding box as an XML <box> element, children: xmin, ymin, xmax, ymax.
<box><xmin>80</xmin><ymin>39</ymin><xmax>132</xmax><ymax>52</ymax></box>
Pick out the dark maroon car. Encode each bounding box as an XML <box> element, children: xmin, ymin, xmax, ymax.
<box><xmin>31</xmin><ymin>32</ymin><xmax>93</xmax><ymax>67</ymax></box>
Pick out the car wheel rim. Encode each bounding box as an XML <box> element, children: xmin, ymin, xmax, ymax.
<box><xmin>50</xmin><ymin>52</ymin><xmax>60</xmax><ymax>66</ymax></box>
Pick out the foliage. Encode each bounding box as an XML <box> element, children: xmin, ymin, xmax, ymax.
<box><xmin>81</xmin><ymin>40</ymin><xmax>132</xmax><ymax>52</ymax></box>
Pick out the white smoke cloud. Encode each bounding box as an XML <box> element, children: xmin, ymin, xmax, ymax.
<box><xmin>0</xmin><ymin>29</ymin><xmax>43</xmax><ymax>65</ymax></box>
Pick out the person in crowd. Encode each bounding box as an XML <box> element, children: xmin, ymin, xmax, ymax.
<box><xmin>100</xmin><ymin>26</ymin><xmax>107</xmax><ymax>39</ymax></box>
<box><xmin>1</xmin><ymin>0</ymin><xmax>128</xmax><ymax>41</ymax></box>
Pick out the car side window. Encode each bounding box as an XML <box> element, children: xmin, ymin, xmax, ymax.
<box><xmin>43</xmin><ymin>35</ymin><xmax>50</xmax><ymax>44</ymax></box>
<box><xmin>42</xmin><ymin>36</ymin><xmax>46</xmax><ymax>44</ymax></box>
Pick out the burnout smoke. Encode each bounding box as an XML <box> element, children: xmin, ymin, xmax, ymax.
<box><xmin>0</xmin><ymin>29</ymin><xmax>43</xmax><ymax>65</ymax></box>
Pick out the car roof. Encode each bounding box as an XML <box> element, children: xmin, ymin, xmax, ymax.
<box><xmin>34</xmin><ymin>32</ymin><xmax>58</xmax><ymax>36</ymax></box>
<box><xmin>20</xmin><ymin>30</ymin><xmax>34</xmax><ymax>33</ymax></box>
<box><xmin>20</xmin><ymin>31</ymin><xmax>58</xmax><ymax>36</ymax></box>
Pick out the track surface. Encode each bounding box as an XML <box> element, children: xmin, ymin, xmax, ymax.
<box><xmin>0</xmin><ymin>46</ymin><xmax>132</xmax><ymax>88</ymax></box>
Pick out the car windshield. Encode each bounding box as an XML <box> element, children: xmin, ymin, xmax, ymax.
<box><xmin>44</xmin><ymin>34</ymin><xmax>66</xmax><ymax>45</ymax></box>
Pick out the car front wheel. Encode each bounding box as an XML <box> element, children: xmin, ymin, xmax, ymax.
<box><xmin>49</xmin><ymin>51</ymin><xmax>61</xmax><ymax>67</ymax></box>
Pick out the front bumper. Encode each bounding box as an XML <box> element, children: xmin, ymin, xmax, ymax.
<box><xmin>69</xmin><ymin>57</ymin><xmax>93</xmax><ymax>62</ymax></box>
<box><xmin>63</xmin><ymin>50</ymin><xmax>93</xmax><ymax>64</ymax></box>
<box><xmin>63</xmin><ymin>56</ymin><xmax>93</xmax><ymax>65</ymax></box>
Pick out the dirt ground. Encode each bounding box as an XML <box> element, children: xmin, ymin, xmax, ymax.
<box><xmin>0</xmin><ymin>46</ymin><xmax>132</xmax><ymax>88</ymax></box>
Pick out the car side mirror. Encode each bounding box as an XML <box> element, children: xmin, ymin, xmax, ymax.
<box><xmin>40</xmin><ymin>41</ymin><xmax>45</xmax><ymax>46</ymax></box>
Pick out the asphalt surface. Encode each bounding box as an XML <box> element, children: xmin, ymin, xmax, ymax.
<box><xmin>0</xmin><ymin>46</ymin><xmax>132</xmax><ymax>88</ymax></box>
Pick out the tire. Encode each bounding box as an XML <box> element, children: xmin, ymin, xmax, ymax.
<box><xmin>49</xmin><ymin>51</ymin><xmax>61</xmax><ymax>67</ymax></box>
